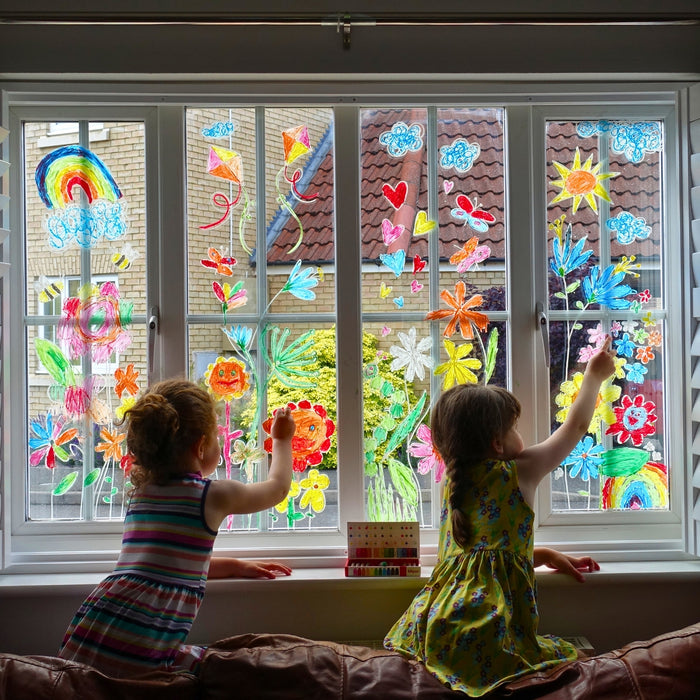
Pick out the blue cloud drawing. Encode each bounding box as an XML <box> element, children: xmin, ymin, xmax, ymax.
<box><xmin>606</xmin><ymin>211</ymin><xmax>651</xmax><ymax>245</ymax></box>
<box><xmin>439</xmin><ymin>138</ymin><xmax>481</xmax><ymax>173</ymax></box>
<box><xmin>46</xmin><ymin>201</ymin><xmax>128</xmax><ymax>250</ymax></box>
<box><xmin>202</xmin><ymin>121</ymin><xmax>236</xmax><ymax>138</ymax></box>
<box><xmin>378</xmin><ymin>122</ymin><xmax>424</xmax><ymax>158</ymax></box>
<box><xmin>576</xmin><ymin>120</ymin><xmax>662</xmax><ymax>163</ymax></box>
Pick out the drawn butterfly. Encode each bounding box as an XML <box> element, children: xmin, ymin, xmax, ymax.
<box><xmin>450</xmin><ymin>195</ymin><xmax>495</xmax><ymax>233</ymax></box>
<box><xmin>201</xmin><ymin>247</ymin><xmax>236</xmax><ymax>276</ymax></box>
<box><xmin>449</xmin><ymin>236</ymin><xmax>491</xmax><ymax>273</ymax></box>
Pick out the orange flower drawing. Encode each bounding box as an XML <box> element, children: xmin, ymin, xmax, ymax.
<box><xmin>425</xmin><ymin>280</ymin><xmax>489</xmax><ymax>340</ymax></box>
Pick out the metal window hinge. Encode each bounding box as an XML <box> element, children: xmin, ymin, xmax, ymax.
<box><xmin>341</xmin><ymin>14</ymin><xmax>351</xmax><ymax>49</ymax></box>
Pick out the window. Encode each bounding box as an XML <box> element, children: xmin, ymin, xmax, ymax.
<box><xmin>1</xmin><ymin>83</ymin><xmax>695</xmax><ymax>573</ymax></box>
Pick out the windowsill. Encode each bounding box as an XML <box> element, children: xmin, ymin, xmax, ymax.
<box><xmin>2</xmin><ymin>559</ymin><xmax>700</xmax><ymax>596</ymax></box>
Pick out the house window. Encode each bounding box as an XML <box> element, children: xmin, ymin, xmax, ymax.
<box><xmin>4</xmin><ymin>86</ymin><xmax>690</xmax><ymax>571</ymax></box>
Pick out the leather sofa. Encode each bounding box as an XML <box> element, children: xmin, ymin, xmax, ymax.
<box><xmin>1</xmin><ymin>622</ymin><xmax>698</xmax><ymax>699</ymax></box>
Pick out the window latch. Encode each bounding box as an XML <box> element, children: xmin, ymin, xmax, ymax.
<box><xmin>535</xmin><ymin>301</ymin><xmax>550</xmax><ymax>368</ymax></box>
<box><xmin>148</xmin><ymin>305</ymin><xmax>160</xmax><ymax>370</ymax></box>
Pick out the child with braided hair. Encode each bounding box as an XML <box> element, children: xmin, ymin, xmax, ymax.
<box><xmin>385</xmin><ymin>338</ymin><xmax>616</xmax><ymax>696</ymax></box>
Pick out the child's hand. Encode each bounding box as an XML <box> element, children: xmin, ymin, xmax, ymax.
<box><xmin>209</xmin><ymin>557</ymin><xmax>292</xmax><ymax>579</ymax></box>
<box><xmin>534</xmin><ymin>547</ymin><xmax>600</xmax><ymax>583</ymax></box>
<box><xmin>270</xmin><ymin>406</ymin><xmax>296</xmax><ymax>441</ymax></box>
<box><xmin>584</xmin><ymin>335</ymin><xmax>616</xmax><ymax>382</ymax></box>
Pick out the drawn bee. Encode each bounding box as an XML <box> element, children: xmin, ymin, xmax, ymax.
<box><xmin>34</xmin><ymin>276</ymin><xmax>64</xmax><ymax>304</ymax></box>
<box><xmin>112</xmin><ymin>244</ymin><xmax>139</xmax><ymax>271</ymax></box>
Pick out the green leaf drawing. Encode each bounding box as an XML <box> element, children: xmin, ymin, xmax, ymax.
<box><xmin>83</xmin><ymin>469</ymin><xmax>101</xmax><ymax>487</ymax></box>
<box><xmin>53</xmin><ymin>471</ymin><xmax>79</xmax><ymax>496</ymax></box>
<box><xmin>387</xmin><ymin>458</ymin><xmax>418</xmax><ymax>507</ymax></box>
<box><xmin>383</xmin><ymin>391</ymin><xmax>427</xmax><ymax>459</ymax></box>
<box><xmin>263</xmin><ymin>326</ymin><xmax>318</xmax><ymax>389</ymax></box>
<box><xmin>34</xmin><ymin>338</ymin><xmax>76</xmax><ymax>387</ymax></box>
<box><xmin>484</xmin><ymin>327</ymin><xmax>499</xmax><ymax>384</ymax></box>
<box><xmin>600</xmin><ymin>447</ymin><xmax>648</xmax><ymax>477</ymax></box>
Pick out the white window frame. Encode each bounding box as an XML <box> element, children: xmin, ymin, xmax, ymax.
<box><xmin>1</xmin><ymin>81</ymin><xmax>696</xmax><ymax>575</ymax></box>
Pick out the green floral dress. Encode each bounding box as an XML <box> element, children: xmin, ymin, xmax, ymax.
<box><xmin>384</xmin><ymin>459</ymin><xmax>577</xmax><ymax>696</ymax></box>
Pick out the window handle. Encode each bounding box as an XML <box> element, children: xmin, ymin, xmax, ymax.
<box><xmin>535</xmin><ymin>301</ymin><xmax>550</xmax><ymax>368</ymax></box>
<box><xmin>148</xmin><ymin>305</ymin><xmax>160</xmax><ymax>369</ymax></box>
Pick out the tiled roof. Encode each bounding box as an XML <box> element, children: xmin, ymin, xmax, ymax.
<box><xmin>267</xmin><ymin>110</ymin><xmax>661</xmax><ymax>265</ymax></box>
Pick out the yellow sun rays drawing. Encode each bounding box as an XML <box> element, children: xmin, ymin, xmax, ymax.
<box><xmin>549</xmin><ymin>147</ymin><xmax>619</xmax><ymax>214</ymax></box>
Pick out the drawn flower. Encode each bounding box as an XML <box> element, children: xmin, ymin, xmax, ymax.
<box><xmin>299</xmin><ymin>468</ymin><xmax>330</xmax><ymax>512</ymax></box>
<box><xmin>625</xmin><ymin>362</ymin><xmax>648</xmax><ymax>384</ymax></box>
<box><xmin>95</xmin><ymin>427</ymin><xmax>126</xmax><ymax>463</ymax></box>
<box><xmin>562</xmin><ymin>436</ymin><xmax>603</xmax><ymax>480</ymax></box>
<box><xmin>549</xmin><ymin>225</ymin><xmax>592</xmax><ymax>277</ymax></box>
<box><xmin>274</xmin><ymin>480</ymin><xmax>301</xmax><ymax>513</ymax></box>
<box><xmin>425</xmin><ymin>281</ymin><xmax>489</xmax><ymax>340</ymax></box>
<box><xmin>263</xmin><ymin>400</ymin><xmax>335</xmax><ymax>473</ymax></box>
<box><xmin>647</xmin><ymin>329</ymin><xmax>663</xmax><ymax>347</ymax></box>
<box><xmin>389</xmin><ymin>327</ymin><xmax>433</xmax><ymax>381</ymax></box>
<box><xmin>64</xmin><ymin>375</ymin><xmax>110</xmax><ymax>424</ymax></box>
<box><xmin>115</xmin><ymin>395</ymin><xmax>136</xmax><ymax>421</ymax></box>
<box><xmin>641</xmin><ymin>311</ymin><xmax>655</xmax><ymax>327</ymax></box>
<box><xmin>614</xmin><ymin>333</ymin><xmax>636</xmax><ymax>358</ymax></box>
<box><xmin>409</xmin><ymin>423</ymin><xmax>445</xmax><ymax>483</ymax></box>
<box><xmin>434</xmin><ymin>339</ymin><xmax>482</xmax><ymax>389</ymax></box>
<box><xmin>582</xmin><ymin>265</ymin><xmax>636</xmax><ymax>310</ymax></box>
<box><xmin>231</xmin><ymin>437</ymin><xmax>266</xmax><ymax>481</ymax></box>
<box><xmin>635</xmin><ymin>346</ymin><xmax>655</xmax><ymax>364</ymax></box>
<box><xmin>205</xmin><ymin>356</ymin><xmax>250</xmax><ymax>401</ymax></box>
<box><xmin>119</xmin><ymin>453</ymin><xmax>134</xmax><ymax>479</ymax></box>
<box><xmin>58</xmin><ymin>281</ymin><xmax>133</xmax><ymax>362</ymax></box>
<box><xmin>555</xmin><ymin>374</ymin><xmax>619</xmax><ymax>437</ymax></box>
<box><xmin>638</xmin><ymin>289</ymin><xmax>652</xmax><ymax>303</ymax></box>
<box><xmin>577</xmin><ymin>345</ymin><xmax>598</xmax><ymax>363</ymax></box>
<box><xmin>29</xmin><ymin>412</ymin><xmax>79</xmax><ymax>470</ymax></box>
<box><xmin>281</xmin><ymin>260</ymin><xmax>319</xmax><ymax>301</ymax></box>
<box><xmin>587</xmin><ymin>322</ymin><xmax>607</xmax><ymax>346</ymax></box>
<box><xmin>223</xmin><ymin>324</ymin><xmax>253</xmax><ymax>350</ymax></box>
<box><xmin>114</xmin><ymin>363</ymin><xmax>140</xmax><ymax>399</ymax></box>
<box><xmin>605</xmin><ymin>394</ymin><xmax>657</xmax><ymax>446</ymax></box>
<box><xmin>213</xmin><ymin>280</ymin><xmax>248</xmax><ymax>311</ymax></box>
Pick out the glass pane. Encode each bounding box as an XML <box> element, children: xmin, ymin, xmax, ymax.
<box><xmin>186</xmin><ymin>107</ymin><xmax>337</xmax><ymax>533</ymax></box>
<box><xmin>360</xmin><ymin>107</ymin><xmax>507</xmax><ymax>527</ymax></box>
<box><xmin>25</xmin><ymin>120</ymin><xmax>146</xmax><ymax>521</ymax></box>
<box><xmin>546</xmin><ymin>119</ymin><xmax>668</xmax><ymax>512</ymax></box>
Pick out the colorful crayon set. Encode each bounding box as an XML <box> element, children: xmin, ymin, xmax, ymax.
<box><xmin>345</xmin><ymin>521</ymin><xmax>421</xmax><ymax>577</ymax></box>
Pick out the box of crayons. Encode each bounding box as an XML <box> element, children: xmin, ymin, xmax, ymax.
<box><xmin>345</xmin><ymin>521</ymin><xmax>421</xmax><ymax>577</ymax></box>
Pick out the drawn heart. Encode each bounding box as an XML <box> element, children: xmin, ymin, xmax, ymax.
<box><xmin>381</xmin><ymin>326</ymin><xmax>391</xmax><ymax>336</ymax></box>
<box><xmin>393</xmin><ymin>296</ymin><xmax>405</xmax><ymax>308</ymax></box>
<box><xmin>413</xmin><ymin>255</ymin><xmax>426</xmax><ymax>275</ymax></box>
<box><xmin>381</xmin><ymin>218</ymin><xmax>405</xmax><ymax>246</ymax></box>
<box><xmin>382</xmin><ymin>181</ymin><xmax>408</xmax><ymax>209</ymax></box>
<box><xmin>413</xmin><ymin>210</ymin><xmax>436</xmax><ymax>235</ymax></box>
<box><xmin>443</xmin><ymin>181</ymin><xmax>454</xmax><ymax>194</ymax></box>
<box><xmin>379</xmin><ymin>281</ymin><xmax>392</xmax><ymax>298</ymax></box>
<box><xmin>410</xmin><ymin>280</ymin><xmax>423</xmax><ymax>293</ymax></box>
<box><xmin>380</xmin><ymin>250</ymin><xmax>406</xmax><ymax>278</ymax></box>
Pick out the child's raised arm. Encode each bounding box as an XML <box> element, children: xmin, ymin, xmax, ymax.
<box><xmin>517</xmin><ymin>336</ymin><xmax>616</xmax><ymax>505</ymax></box>
<box><xmin>205</xmin><ymin>406</ymin><xmax>295</xmax><ymax>531</ymax></box>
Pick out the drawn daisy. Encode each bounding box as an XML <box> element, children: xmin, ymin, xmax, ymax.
<box><xmin>409</xmin><ymin>424</ymin><xmax>445</xmax><ymax>483</ymax></box>
<box><xmin>434</xmin><ymin>339</ymin><xmax>482</xmax><ymax>389</ymax></box>
<box><xmin>389</xmin><ymin>327</ymin><xmax>433</xmax><ymax>381</ymax></box>
<box><xmin>605</xmin><ymin>394</ymin><xmax>657</xmax><ymax>447</ymax></box>
<box><xmin>425</xmin><ymin>281</ymin><xmax>489</xmax><ymax>340</ymax></box>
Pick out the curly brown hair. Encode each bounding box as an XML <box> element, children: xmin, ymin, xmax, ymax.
<box><xmin>123</xmin><ymin>378</ymin><xmax>217</xmax><ymax>489</ymax></box>
<box><xmin>431</xmin><ymin>383</ymin><xmax>521</xmax><ymax>549</ymax></box>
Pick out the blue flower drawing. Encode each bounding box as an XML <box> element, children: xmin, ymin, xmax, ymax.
<box><xmin>582</xmin><ymin>265</ymin><xmax>636</xmax><ymax>310</ymax></box>
<box><xmin>563</xmin><ymin>436</ymin><xmax>603</xmax><ymax>480</ymax></box>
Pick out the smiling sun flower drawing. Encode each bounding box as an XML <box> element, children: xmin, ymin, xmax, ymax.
<box><xmin>549</xmin><ymin>147</ymin><xmax>619</xmax><ymax>214</ymax></box>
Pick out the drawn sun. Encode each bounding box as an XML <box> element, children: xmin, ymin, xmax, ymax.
<box><xmin>549</xmin><ymin>147</ymin><xmax>619</xmax><ymax>214</ymax></box>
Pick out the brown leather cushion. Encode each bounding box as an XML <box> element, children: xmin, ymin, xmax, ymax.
<box><xmin>0</xmin><ymin>653</ymin><xmax>198</xmax><ymax>700</ymax></box>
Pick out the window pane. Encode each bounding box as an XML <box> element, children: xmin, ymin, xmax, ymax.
<box><xmin>546</xmin><ymin>119</ymin><xmax>668</xmax><ymax>512</ymax></box>
<box><xmin>25</xmin><ymin>120</ymin><xmax>146</xmax><ymax>521</ymax></box>
<box><xmin>186</xmin><ymin>107</ymin><xmax>337</xmax><ymax>532</ymax></box>
<box><xmin>360</xmin><ymin>107</ymin><xmax>507</xmax><ymax>527</ymax></box>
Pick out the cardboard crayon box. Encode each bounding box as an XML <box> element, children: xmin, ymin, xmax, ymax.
<box><xmin>344</xmin><ymin>521</ymin><xmax>421</xmax><ymax>577</ymax></box>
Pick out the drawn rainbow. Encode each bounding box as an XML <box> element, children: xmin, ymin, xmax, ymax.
<box><xmin>35</xmin><ymin>145</ymin><xmax>122</xmax><ymax>209</ymax></box>
<box><xmin>601</xmin><ymin>461</ymin><xmax>668</xmax><ymax>510</ymax></box>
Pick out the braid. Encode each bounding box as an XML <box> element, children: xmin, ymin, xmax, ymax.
<box><xmin>431</xmin><ymin>383</ymin><xmax>521</xmax><ymax>550</ymax></box>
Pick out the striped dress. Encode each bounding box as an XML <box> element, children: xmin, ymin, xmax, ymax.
<box><xmin>58</xmin><ymin>473</ymin><xmax>218</xmax><ymax>677</ymax></box>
